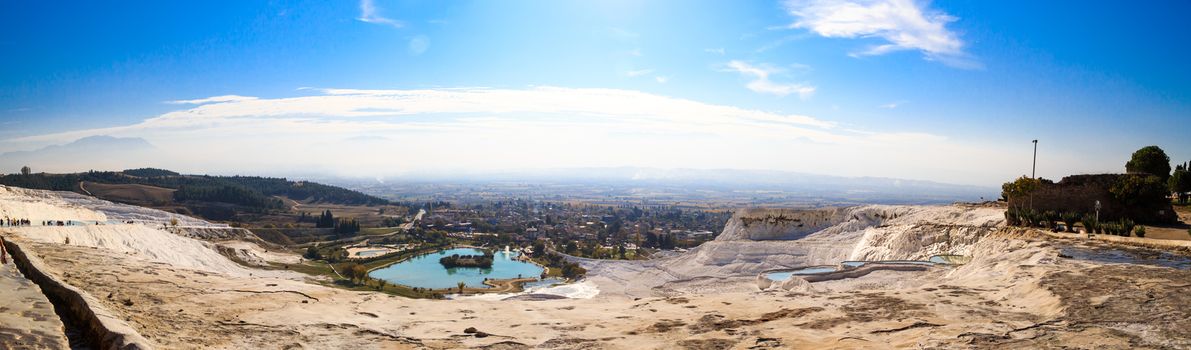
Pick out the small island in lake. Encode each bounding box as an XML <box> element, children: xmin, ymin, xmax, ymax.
<box><xmin>439</xmin><ymin>251</ymin><xmax>495</xmax><ymax>268</ymax></box>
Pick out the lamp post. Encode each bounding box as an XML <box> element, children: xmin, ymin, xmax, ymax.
<box><xmin>1093</xmin><ymin>200</ymin><xmax>1101</xmax><ymax>238</ymax></box>
<box><xmin>1032</xmin><ymin>140</ymin><xmax>1038</xmax><ymax>179</ymax></box>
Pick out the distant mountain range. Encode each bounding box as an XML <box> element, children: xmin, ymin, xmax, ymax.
<box><xmin>0</xmin><ymin>135</ymin><xmax>158</xmax><ymax>174</ymax></box>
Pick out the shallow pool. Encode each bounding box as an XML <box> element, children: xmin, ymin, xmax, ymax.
<box><xmin>355</xmin><ymin>249</ymin><xmax>390</xmax><ymax>257</ymax></box>
<box><xmin>1060</xmin><ymin>246</ymin><xmax>1191</xmax><ymax>270</ymax></box>
<box><xmin>928</xmin><ymin>255</ymin><xmax>968</xmax><ymax>264</ymax></box>
<box><xmin>369</xmin><ymin>248</ymin><xmax>544</xmax><ymax>289</ymax></box>
<box><xmin>521</xmin><ymin>277</ymin><xmax>566</xmax><ymax>290</ymax></box>
<box><xmin>764</xmin><ymin>266</ymin><xmax>837</xmax><ymax>281</ymax></box>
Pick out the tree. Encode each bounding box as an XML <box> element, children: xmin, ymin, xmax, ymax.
<box><xmin>457</xmin><ymin>281</ymin><xmax>466</xmax><ymax>294</ymax></box>
<box><xmin>1170</xmin><ymin>162</ymin><xmax>1190</xmax><ymax>204</ymax></box>
<box><xmin>1110</xmin><ymin>174</ymin><xmax>1168</xmax><ymax>208</ymax></box>
<box><xmin>304</xmin><ymin>246</ymin><xmax>322</xmax><ymax>260</ymax></box>
<box><xmin>1125</xmin><ymin>146</ymin><xmax>1171</xmax><ymax>181</ymax></box>
<box><xmin>345</xmin><ymin>263</ymin><xmax>368</xmax><ymax>285</ymax></box>
<box><xmin>20</xmin><ymin>166</ymin><xmax>30</xmax><ymax>175</ymax></box>
<box><xmin>316</xmin><ymin>210</ymin><xmax>336</xmax><ymax>228</ymax></box>
<box><xmin>1001</xmin><ymin>176</ymin><xmax>1042</xmax><ymax>208</ymax></box>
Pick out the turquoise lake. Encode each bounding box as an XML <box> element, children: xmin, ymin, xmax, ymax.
<box><xmin>368</xmin><ymin>248</ymin><xmax>544</xmax><ymax>289</ymax></box>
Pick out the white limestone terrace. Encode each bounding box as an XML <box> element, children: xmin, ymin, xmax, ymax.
<box><xmin>0</xmin><ymin>185</ymin><xmax>224</xmax><ymax>228</ymax></box>
<box><xmin>0</xmin><ymin>185</ymin><xmax>295</xmax><ymax>278</ymax></box>
<box><xmin>581</xmin><ymin>204</ymin><xmax>1006</xmax><ymax>297</ymax></box>
<box><xmin>54</xmin><ymin>189</ymin><xmax>225</xmax><ymax>227</ymax></box>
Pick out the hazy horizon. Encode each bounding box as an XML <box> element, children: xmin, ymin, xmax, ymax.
<box><xmin>3</xmin><ymin>1</ymin><xmax>1189</xmax><ymax>187</ymax></box>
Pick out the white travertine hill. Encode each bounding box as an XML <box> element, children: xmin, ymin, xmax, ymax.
<box><xmin>0</xmin><ymin>185</ymin><xmax>293</xmax><ymax>278</ymax></box>
<box><xmin>0</xmin><ymin>185</ymin><xmax>107</xmax><ymax>223</ymax></box>
<box><xmin>582</xmin><ymin>204</ymin><xmax>1006</xmax><ymax>296</ymax></box>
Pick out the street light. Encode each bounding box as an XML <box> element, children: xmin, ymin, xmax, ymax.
<box><xmin>1032</xmin><ymin>140</ymin><xmax>1038</xmax><ymax>179</ymax></box>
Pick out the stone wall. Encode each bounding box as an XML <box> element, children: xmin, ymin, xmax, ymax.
<box><xmin>1008</xmin><ymin>174</ymin><xmax>1176</xmax><ymax>224</ymax></box>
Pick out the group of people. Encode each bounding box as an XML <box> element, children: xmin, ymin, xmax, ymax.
<box><xmin>0</xmin><ymin>218</ymin><xmax>90</xmax><ymax>227</ymax></box>
<box><xmin>43</xmin><ymin>220</ymin><xmax>75</xmax><ymax>226</ymax></box>
<box><xmin>2</xmin><ymin>217</ymin><xmax>32</xmax><ymax>226</ymax></box>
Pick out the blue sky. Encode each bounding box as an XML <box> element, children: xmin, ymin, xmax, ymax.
<box><xmin>1</xmin><ymin>0</ymin><xmax>1189</xmax><ymax>186</ymax></box>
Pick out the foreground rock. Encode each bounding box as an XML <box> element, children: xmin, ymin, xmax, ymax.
<box><xmin>0</xmin><ymin>255</ymin><xmax>69</xmax><ymax>350</ymax></box>
<box><xmin>2</xmin><ymin>186</ymin><xmax>1189</xmax><ymax>349</ymax></box>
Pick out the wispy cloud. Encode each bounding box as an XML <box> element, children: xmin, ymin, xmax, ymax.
<box><xmin>704</xmin><ymin>48</ymin><xmax>725</xmax><ymax>55</ymax></box>
<box><xmin>166</xmin><ymin>95</ymin><xmax>258</xmax><ymax>105</ymax></box>
<box><xmin>878</xmin><ymin>101</ymin><xmax>906</xmax><ymax>109</ymax></box>
<box><xmin>12</xmin><ymin>87</ymin><xmax>867</xmax><ymax>148</ymax></box>
<box><xmin>625</xmin><ymin>69</ymin><xmax>654</xmax><ymax>77</ymax></box>
<box><xmin>655</xmin><ymin>76</ymin><xmax>669</xmax><ymax>84</ymax></box>
<box><xmin>1</xmin><ymin>88</ymin><xmax>1030</xmax><ymax>185</ymax></box>
<box><xmin>357</xmin><ymin>0</ymin><xmax>404</xmax><ymax>28</ymax></box>
<box><xmin>784</xmin><ymin>0</ymin><xmax>978</xmax><ymax>68</ymax></box>
<box><xmin>724</xmin><ymin>61</ymin><xmax>816</xmax><ymax>98</ymax></box>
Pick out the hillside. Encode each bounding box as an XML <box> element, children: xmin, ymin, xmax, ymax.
<box><xmin>0</xmin><ymin>168</ymin><xmax>392</xmax><ymax>220</ymax></box>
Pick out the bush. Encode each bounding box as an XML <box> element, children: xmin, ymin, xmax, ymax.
<box><xmin>1043</xmin><ymin>211</ymin><xmax>1058</xmax><ymax>229</ymax></box>
<box><xmin>1120</xmin><ymin>219</ymin><xmax>1136</xmax><ymax>237</ymax></box>
<box><xmin>1081</xmin><ymin>215</ymin><xmax>1098</xmax><ymax>234</ymax></box>
<box><xmin>1060</xmin><ymin>212</ymin><xmax>1079</xmax><ymax>233</ymax></box>
<box><xmin>1102</xmin><ymin>222</ymin><xmax>1120</xmax><ymax>236</ymax></box>
<box><xmin>1005</xmin><ymin>209</ymin><xmax>1020</xmax><ymax>226</ymax></box>
<box><xmin>1134</xmin><ymin>226</ymin><xmax>1146</xmax><ymax>238</ymax></box>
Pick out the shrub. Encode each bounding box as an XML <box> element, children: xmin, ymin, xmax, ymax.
<box><xmin>1120</xmin><ymin>219</ymin><xmax>1136</xmax><ymax>237</ymax></box>
<box><xmin>1005</xmin><ymin>209</ymin><xmax>1020</xmax><ymax>226</ymax></box>
<box><xmin>1043</xmin><ymin>211</ymin><xmax>1058</xmax><ymax>229</ymax></box>
<box><xmin>1081</xmin><ymin>215</ymin><xmax>1098</xmax><ymax>234</ymax></box>
<box><xmin>1134</xmin><ymin>226</ymin><xmax>1146</xmax><ymax>238</ymax></box>
<box><xmin>1060</xmin><ymin>212</ymin><xmax>1079</xmax><ymax>233</ymax></box>
<box><xmin>1102</xmin><ymin>223</ymin><xmax>1119</xmax><ymax>236</ymax></box>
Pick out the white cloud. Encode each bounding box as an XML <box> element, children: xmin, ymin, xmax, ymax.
<box><xmin>878</xmin><ymin>101</ymin><xmax>904</xmax><ymax>109</ymax></box>
<box><xmin>166</xmin><ymin>95</ymin><xmax>258</xmax><ymax>105</ymax></box>
<box><xmin>724</xmin><ymin>61</ymin><xmax>816</xmax><ymax>98</ymax></box>
<box><xmin>2</xmin><ymin>87</ymin><xmax>1034</xmax><ymax>185</ymax></box>
<box><xmin>784</xmin><ymin>0</ymin><xmax>977</xmax><ymax>68</ymax></box>
<box><xmin>625</xmin><ymin>69</ymin><xmax>654</xmax><ymax>77</ymax></box>
<box><xmin>357</xmin><ymin>0</ymin><xmax>404</xmax><ymax>28</ymax></box>
<box><xmin>655</xmin><ymin>76</ymin><xmax>669</xmax><ymax>84</ymax></box>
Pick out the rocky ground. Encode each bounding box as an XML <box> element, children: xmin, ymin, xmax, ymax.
<box><xmin>0</xmin><ymin>256</ymin><xmax>69</xmax><ymax>350</ymax></box>
<box><xmin>2</xmin><ymin>186</ymin><xmax>1190</xmax><ymax>349</ymax></box>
